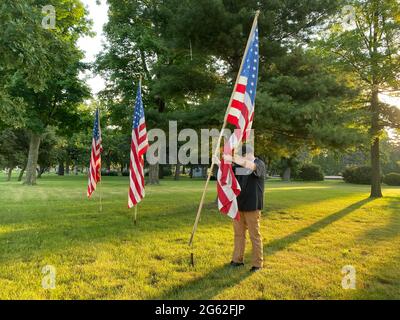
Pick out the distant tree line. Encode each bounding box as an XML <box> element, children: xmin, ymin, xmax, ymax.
<box><xmin>1</xmin><ymin>1</ymin><xmax>399</xmax><ymax>197</ymax></box>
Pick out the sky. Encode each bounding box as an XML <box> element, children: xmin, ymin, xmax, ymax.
<box><xmin>77</xmin><ymin>0</ymin><xmax>109</xmax><ymax>95</ymax></box>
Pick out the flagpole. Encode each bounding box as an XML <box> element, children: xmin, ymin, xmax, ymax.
<box><xmin>98</xmin><ymin>107</ymin><xmax>103</xmax><ymax>213</ymax></box>
<box><xmin>99</xmin><ymin>170</ymin><xmax>103</xmax><ymax>212</ymax></box>
<box><xmin>134</xmin><ymin>205</ymin><xmax>138</xmax><ymax>225</ymax></box>
<box><xmin>188</xmin><ymin>10</ymin><xmax>260</xmax><ymax>262</ymax></box>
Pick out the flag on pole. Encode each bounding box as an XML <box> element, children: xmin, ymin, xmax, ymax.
<box><xmin>87</xmin><ymin>108</ymin><xmax>103</xmax><ymax>198</ymax></box>
<box><xmin>128</xmin><ymin>81</ymin><xmax>149</xmax><ymax>208</ymax></box>
<box><xmin>217</xmin><ymin>24</ymin><xmax>259</xmax><ymax>220</ymax></box>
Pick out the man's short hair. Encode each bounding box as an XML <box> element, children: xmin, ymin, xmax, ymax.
<box><xmin>241</xmin><ymin>144</ymin><xmax>254</xmax><ymax>156</ymax></box>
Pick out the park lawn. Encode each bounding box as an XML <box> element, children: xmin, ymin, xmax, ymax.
<box><xmin>0</xmin><ymin>175</ymin><xmax>399</xmax><ymax>300</ymax></box>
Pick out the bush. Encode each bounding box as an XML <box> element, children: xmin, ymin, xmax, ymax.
<box><xmin>101</xmin><ymin>170</ymin><xmax>119</xmax><ymax>177</ymax></box>
<box><xmin>297</xmin><ymin>164</ymin><xmax>324</xmax><ymax>181</ymax></box>
<box><xmin>342</xmin><ymin>166</ymin><xmax>372</xmax><ymax>185</ymax></box>
<box><xmin>383</xmin><ymin>173</ymin><xmax>400</xmax><ymax>186</ymax></box>
<box><xmin>121</xmin><ymin>170</ymin><xmax>129</xmax><ymax>177</ymax></box>
<box><xmin>159</xmin><ymin>165</ymin><xmax>172</xmax><ymax>178</ymax></box>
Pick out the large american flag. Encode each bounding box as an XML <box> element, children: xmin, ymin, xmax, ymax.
<box><xmin>128</xmin><ymin>82</ymin><xmax>149</xmax><ymax>208</ymax></box>
<box><xmin>217</xmin><ymin>24</ymin><xmax>259</xmax><ymax>220</ymax></box>
<box><xmin>87</xmin><ymin>108</ymin><xmax>103</xmax><ymax>198</ymax></box>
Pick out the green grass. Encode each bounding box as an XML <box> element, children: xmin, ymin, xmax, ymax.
<box><xmin>0</xmin><ymin>174</ymin><xmax>399</xmax><ymax>300</ymax></box>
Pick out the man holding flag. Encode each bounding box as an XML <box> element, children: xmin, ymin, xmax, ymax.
<box><xmin>215</xmin><ymin>14</ymin><xmax>265</xmax><ymax>271</ymax></box>
<box><xmin>216</xmin><ymin>145</ymin><xmax>266</xmax><ymax>272</ymax></box>
<box><xmin>189</xmin><ymin>11</ymin><xmax>264</xmax><ymax>272</ymax></box>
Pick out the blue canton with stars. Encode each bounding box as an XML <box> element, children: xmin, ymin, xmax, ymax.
<box><xmin>133</xmin><ymin>83</ymin><xmax>145</xmax><ymax>129</ymax></box>
<box><xmin>240</xmin><ymin>26</ymin><xmax>259</xmax><ymax>105</ymax></box>
<box><xmin>92</xmin><ymin>108</ymin><xmax>101</xmax><ymax>140</ymax></box>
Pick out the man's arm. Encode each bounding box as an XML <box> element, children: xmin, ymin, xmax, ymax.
<box><xmin>223</xmin><ymin>154</ymin><xmax>257</xmax><ymax>171</ymax></box>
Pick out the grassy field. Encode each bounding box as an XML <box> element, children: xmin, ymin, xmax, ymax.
<box><xmin>0</xmin><ymin>174</ymin><xmax>399</xmax><ymax>300</ymax></box>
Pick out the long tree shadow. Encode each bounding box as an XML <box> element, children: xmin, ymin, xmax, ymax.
<box><xmin>155</xmin><ymin>198</ymin><xmax>374</xmax><ymax>300</ymax></box>
<box><xmin>351</xmin><ymin>197</ymin><xmax>400</xmax><ymax>299</ymax></box>
<box><xmin>358</xmin><ymin>196</ymin><xmax>400</xmax><ymax>242</ymax></box>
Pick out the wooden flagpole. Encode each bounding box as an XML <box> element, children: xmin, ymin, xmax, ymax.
<box><xmin>188</xmin><ymin>10</ymin><xmax>260</xmax><ymax>265</ymax></box>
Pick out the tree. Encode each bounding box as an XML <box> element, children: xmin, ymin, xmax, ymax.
<box><xmin>0</xmin><ymin>129</ymin><xmax>29</xmax><ymax>181</ymax></box>
<box><xmin>321</xmin><ymin>0</ymin><xmax>400</xmax><ymax>197</ymax></box>
<box><xmin>154</xmin><ymin>0</ymin><xmax>363</xmax><ymax>176</ymax></box>
<box><xmin>97</xmin><ymin>0</ymin><xmax>221</xmax><ymax>184</ymax></box>
<box><xmin>0</xmin><ymin>0</ymin><xmax>55</xmax><ymax>128</ymax></box>
<box><xmin>7</xmin><ymin>0</ymin><xmax>92</xmax><ymax>185</ymax></box>
<box><xmin>37</xmin><ymin>128</ymin><xmax>58</xmax><ymax>178</ymax></box>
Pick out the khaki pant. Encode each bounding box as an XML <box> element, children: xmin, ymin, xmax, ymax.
<box><xmin>232</xmin><ymin>210</ymin><xmax>263</xmax><ymax>268</ymax></box>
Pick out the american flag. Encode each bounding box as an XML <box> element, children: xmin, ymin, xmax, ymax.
<box><xmin>128</xmin><ymin>82</ymin><xmax>149</xmax><ymax>208</ymax></box>
<box><xmin>217</xmin><ymin>24</ymin><xmax>259</xmax><ymax>220</ymax></box>
<box><xmin>87</xmin><ymin>108</ymin><xmax>103</xmax><ymax>198</ymax></box>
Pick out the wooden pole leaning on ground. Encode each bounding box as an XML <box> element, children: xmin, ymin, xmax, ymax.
<box><xmin>188</xmin><ymin>10</ymin><xmax>260</xmax><ymax>266</ymax></box>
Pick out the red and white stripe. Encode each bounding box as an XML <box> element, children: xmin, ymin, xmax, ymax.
<box><xmin>217</xmin><ymin>157</ymin><xmax>241</xmax><ymax>220</ymax></box>
<box><xmin>217</xmin><ymin>77</ymin><xmax>255</xmax><ymax>220</ymax></box>
<box><xmin>87</xmin><ymin>132</ymin><xmax>102</xmax><ymax>198</ymax></box>
<box><xmin>128</xmin><ymin>117</ymin><xmax>148</xmax><ymax>208</ymax></box>
<box><xmin>226</xmin><ymin>76</ymin><xmax>255</xmax><ymax>142</ymax></box>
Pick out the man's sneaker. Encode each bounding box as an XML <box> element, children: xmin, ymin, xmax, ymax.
<box><xmin>230</xmin><ymin>261</ymin><xmax>244</xmax><ymax>267</ymax></box>
<box><xmin>250</xmin><ymin>266</ymin><xmax>262</xmax><ymax>272</ymax></box>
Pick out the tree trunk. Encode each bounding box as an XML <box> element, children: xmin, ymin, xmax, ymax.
<box><xmin>18</xmin><ymin>165</ymin><xmax>26</xmax><ymax>182</ymax></box>
<box><xmin>370</xmin><ymin>89</ymin><xmax>382</xmax><ymax>197</ymax></box>
<box><xmin>159</xmin><ymin>165</ymin><xmax>164</xmax><ymax>179</ymax></box>
<box><xmin>370</xmin><ymin>137</ymin><xmax>382</xmax><ymax>197</ymax></box>
<box><xmin>369</xmin><ymin>5</ymin><xmax>383</xmax><ymax>198</ymax></box>
<box><xmin>24</xmin><ymin>133</ymin><xmax>41</xmax><ymax>185</ymax></box>
<box><xmin>7</xmin><ymin>167</ymin><xmax>12</xmax><ymax>181</ymax></box>
<box><xmin>58</xmin><ymin>162</ymin><xmax>65</xmax><ymax>176</ymax></box>
<box><xmin>174</xmin><ymin>163</ymin><xmax>181</xmax><ymax>181</ymax></box>
<box><xmin>267</xmin><ymin>157</ymin><xmax>272</xmax><ymax>177</ymax></box>
<box><xmin>37</xmin><ymin>167</ymin><xmax>44</xmax><ymax>179</ymax></box>
<box><xmin>189</xmin><ymin>166</ymin><xmax>193</xmax><ymax>178</ymax></box>
<box><xmin>283</xmin><ymin>167</ymin><xmax>291</xmax><ymax>182</ymax></box>
<box><xmin>148</xmin><ymin>164</ymin><xmax>159</xmax><ymax>184</ymax></box>
<box><xmin>65</xmin><ymin>158</ymin><xmax>70</xmax><ymax>175</ymax></box>
<box><xmin>202</xmin><ymin>165</ymin><xmax>208</xmax><ymax>179</ymax></box>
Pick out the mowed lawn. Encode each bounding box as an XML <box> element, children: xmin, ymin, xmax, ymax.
<box><xmin>0</xmin><ymin>175</ymin><xmax>399</xmax><ymax>300</ymax></box>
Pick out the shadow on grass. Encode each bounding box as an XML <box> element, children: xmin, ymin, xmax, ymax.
<box><xmin>353</xmin><ymin>197</ymin><xmax>400</xmax><ymax>299</ymax></box>
<box><xmin>358</xmin><ymin>196</ymin><xmax>400</xmax><ymax>242</ymax></box>
<box><xmin>155</xmin><ymin>198</ymin><xmax>374</xmax><ymax>300</ymax></box>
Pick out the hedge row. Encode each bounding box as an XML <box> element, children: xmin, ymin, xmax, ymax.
<box><xmin>342</xmin><ymin>166</ymin><xmax>400</xmax><ymax>186</ymax></box>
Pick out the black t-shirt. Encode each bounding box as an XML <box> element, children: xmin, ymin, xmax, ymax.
<box><xmin>234</xmin><ymin>158</ymin><xmax>266</xmax><ymax>212</ymax></box>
